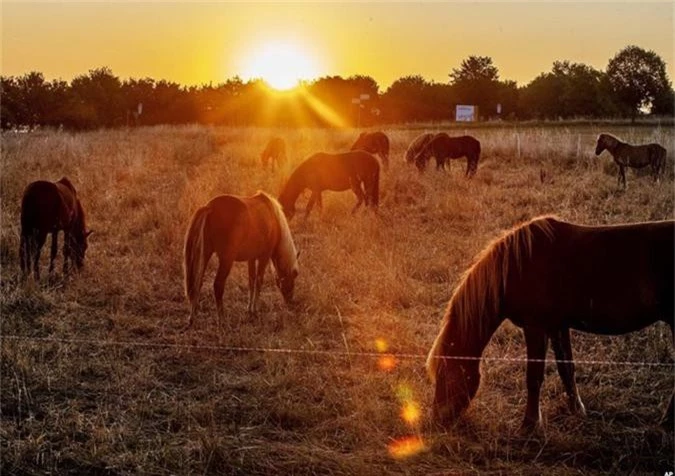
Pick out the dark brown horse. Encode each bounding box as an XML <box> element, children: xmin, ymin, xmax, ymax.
<box><xmin>19</xmin><ymin>177</ymin><xmax>91</xmax><ymax>280</ymax></box>
<box><xmin>405</xmin><ymin>132</ymin><xmax>436</xmax><ymax>165</ymax></box>
<box><xmin>595</xmin><ymin>133</ymin><xmax>667</xmax><ymax>189</ymax></box>
<box><xmin>415</xmin><ymin>133</ymin><xmax>481</xmax><ymax>177</ymax></box>
<box><xmin>351</xmin><ymin>131</ymin><xmax>390</xmax><ymax>170</ymax></box>
<box><xmin>261</xmin><ymin>137</ymin><xmax>287</xmax><ymax>170</ymax></box>
<box><xmin>183</xmin><ymin>192</ymin><xmax>299</xmax><ymax>328</ymax></box>
<box><xmin>427</xmin><ymin>216</ymin><xmax>674</xmax><ymax>432</ymax></box>
<box><xmin>278</xmin><ymin>151</ymin><xmax>380</xmax><ymax>220</ymax></box>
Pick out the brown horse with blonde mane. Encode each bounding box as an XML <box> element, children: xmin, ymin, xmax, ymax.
<box><xmin>405</xmin><ymin>132</ymin><xmax>436</xmax><ymax>165</ymax></box>
<box><xmin>183</xmin><ymin>192</ymin><xmax>299</xmax><ymax>328</ymax></box>
<box><xmin>595</xmin><ymin>133</ymin><xmax>667</xmax><ymax>189</ymax></box>
<box><xmin>19</xmin><ymin>177</ymin><xmax>91</xmax><ymax>280</ymax></box>
<box><xmin>351</xmin><ymin>131</ymin><xmax>390</xmax><ymax>170</ymax></box>
<box><xmin>427</xmin><ymin>216</ymin><xmax>674</xmax><ymax>432</ymax></box>
<box><xmin>261</xmin><ymin>137</ymin><xmax>287</xmax><ymax>170</ymax></box>
<box><xmin>278</xmin><ymin>151</ymin><xmax>380</xmax><ymax>220</ymax></box>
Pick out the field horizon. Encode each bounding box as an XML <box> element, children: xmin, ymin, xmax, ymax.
<box><xmin>1</xmin><ymin>123</ymin><xmax>673</xmax><ymax>475</ymax></box>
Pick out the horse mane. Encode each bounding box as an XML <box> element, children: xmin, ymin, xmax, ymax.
<box><xmin>57</xmin><ymin>177</ymin><xmax>77</xmax><ymax>195</ymax></box>
<box><xmin>257</xmin><ymin>191</ymin><xmax>298</xmax><ymax>276</ymax></box>
<box><xmin>598</xmin><ymin>133</ymin><xmax>623</xmax><ymax>152</ymax></box>
<box><xmin>426</xmin><ymin>215</ymin><xmax>558</xmax><ymax>382</ymax></box>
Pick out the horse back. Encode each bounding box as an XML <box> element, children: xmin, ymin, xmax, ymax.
<box><xmin>505</xmin><ymin>219</ymin><xmax>674</xmax><ymax>333</ymax></box>
<box><xmin>20</xmin><ymin>180</ymin><xmax>76</xmax><ymax>234</ymax></box>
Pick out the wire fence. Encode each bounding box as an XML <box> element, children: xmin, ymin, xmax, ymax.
<box><xmin>2</xmin><ymin>334</ymin><xmax>673</xmax><ymax>368</ymax></box>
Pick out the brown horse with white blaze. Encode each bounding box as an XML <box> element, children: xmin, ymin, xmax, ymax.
<box><xmin>426</xmin><ymin>216</ymin><xmax>674</xmax><ymax>432</ymax></box>
<box><xmin>595</xmin><ymin>133</ymin><xmax>667</xmax><ymax>188</ymax></box>
<box><xmin>183</xmin><ymin>192</ymin><xmax>299</xmax><ymax>328</ymax></box>
<box><xmin>278</xmin><ymin>151</ymin><xmax>380</xmax><ymax>220</ymax></box>
<box><xmin>19</xmin><ymin>177</ymin><xmax>91</xmax><ymax>280</ymax></box>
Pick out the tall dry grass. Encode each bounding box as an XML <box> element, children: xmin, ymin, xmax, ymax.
<box><xmin>1</xmin><ymin>124</ymin><xmax>673</xmax><ymax>475</ymax></box>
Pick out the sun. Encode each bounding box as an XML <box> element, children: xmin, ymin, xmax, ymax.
<box><xmin>240</xmin><ymin>41</ymin><xmax>320</xmax><ymax>91</ymax></box>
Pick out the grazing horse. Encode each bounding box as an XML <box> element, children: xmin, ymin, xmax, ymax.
<box><xmin>426</xmin><ymin>216</ymin><xmax>674</xmax><ymax>432</ymax></box>
<box><xmin>415</xmin><ymin>133</ymin><xmax>481</xmax><ymax>177</ymax></box>
<box><xmin>595</xmin><ymin>133</ymin><xmax>667</xmax><ymax>189</ymax></box>
<box><xmin>405</xmin><ymin>132</ymin><xmax>436</xmax><ymax>165</ymax></box>
<box><xmin>351</xmin><ymin>131</ymin><xmax>390</xmax><ymax>170</ymax></box>
<box><xmin>261</xmin><ymin>137</ymin><xmax>287</xmax><ymax>170</ymax></box>
<box><xmin>183</xmin><ymin>192</ymin><xmax>299</xmax><ymax>328</ymax></box>
<box><xmin>278</xmin><ymin>151</ymin><xmax>380</xmax><ymax>220</ymax></box>
<box><xmin>19</xmin><ymin>177</ymin><xmax>91</xmax><ymax>281</ymax></box>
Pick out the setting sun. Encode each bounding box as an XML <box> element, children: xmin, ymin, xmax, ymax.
<box><xmin>240</xmin><ymin>41</ymin><xmax>320</xmax><ymax>91</ymax></box>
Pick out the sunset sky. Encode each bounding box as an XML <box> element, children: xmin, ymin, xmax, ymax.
<box><xmin>2</xmin><ymin>1</ymin><xmax>673</xmax><ymax>90</ymax></box>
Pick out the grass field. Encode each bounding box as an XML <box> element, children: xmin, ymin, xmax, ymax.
<box><xmin>1</xmin><ymin>124</ymin><xmax>673</xmax><ymax>475</ymax></box>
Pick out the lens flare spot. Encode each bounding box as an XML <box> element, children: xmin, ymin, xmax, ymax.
<box><xmin>375</xmin><ymin>338</ymin><xmax>389</xmax><ymax>353</ymax></box>
<box><xmin>387</xmin><ymin>435</ymin><xmax>427</xmax><ymax>459</ymax></box>
<box><xmin>395</xmin><ymin>383</ymin><xmax>414</xmax><ymax>401</ymax></box>
<box><xmin>400</xmin><ymin>401</ymin><xmax>421</xmax><ymax>425</ymax></box>
<box><xmin>377</xmin><ymin>354</ymin><xmax>398</xmax><ymax>371</ymax></box>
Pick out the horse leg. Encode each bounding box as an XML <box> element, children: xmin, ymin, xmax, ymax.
<box><xmin>63</xmin><ymin>232</ymin><xmax>71</xmax><ymax>275</ymax></box>
<box><xmin>550</xmin><ymin>329</ymin><xmax>586</xmax><ymax>417</ymax></box>
<box><xmin>213</xmin><ymin>256</ymin><xmax>234</xmax><ymax>329</ymax></box>
<box><xmin>247</xmin><ymin>260</ymin><xmax>256</xmax><ymax>316</ymax></box>
<box><xmin>662</xmin><ymin>323</ymin><xmax>674</xmax><ymax>428</ymax></box>
<box><xmin>618</xmin><ymin>165</ymin><xmax>626</xmax><ymax>189</ymax></box>
<box><xmin>305</xmin><ymin>191</ymin><xmax>318</xmax><ymax>219</ymax></box>
<box><xmin>521</xmin><ymin>326</ymin><xmax>548</xmax><ymax>433</ymax></box>
<box><xmin>350</xmin><ymin>181</ymin><xmax>365</xmax><ymax>213</ymax></box>
<box><xmin>33</xmin><ymin>231</ymin><xmax>47</xmax><ymax>281</ymax></box>
<box><xmin>49</xmin><ymin>231</ymin><xmax>58</xmax><ymax>276</ymax></box>
<box><xmin>19</xmin><ymin>233</ymin><xmax>30</xmax><ymax>281</ymax></box>
<box><xmin>252</xmin><ymin>257</ymin><xmax>270</xmax><ymax>318</ymax></box>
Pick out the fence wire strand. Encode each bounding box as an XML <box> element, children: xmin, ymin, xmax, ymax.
<box><xmin>1</xmin><ymin>334</ymin><xmax>673</xmax><ymax>368</ymax></box>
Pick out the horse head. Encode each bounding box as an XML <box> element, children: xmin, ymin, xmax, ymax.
<box><xmin>595</xmin><ymin>134</ymin><xmax>616</xmax><ymax>156</ymax></box>
<box><xmin>431</xmin><ymin>356</ymin><xmax>481</xmax><ymax>429</ymax></box>
<box><xmin>68</xmin><ymin>228</ymin><xmax>92</xmax><ymax>269</ymax></box>
<box><xmin>275</xmin><ymin>267</ymin><xmax>298</xmax><ymax>304</ymax></box>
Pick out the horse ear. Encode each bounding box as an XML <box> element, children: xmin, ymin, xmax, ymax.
<box><xmin>85</xmin><ymin>230</ymin><xmax>94</xmax><ymax>237</ymax></box>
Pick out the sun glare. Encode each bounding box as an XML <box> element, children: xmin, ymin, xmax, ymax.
<box><xmin>240</xmin><ymin>41</ymin><xmax>319</xmax><ymax>91</ymax></box>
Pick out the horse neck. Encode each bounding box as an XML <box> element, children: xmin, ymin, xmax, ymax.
<box><xmin>279</xmin><ymin>172</ymin><xmax>303</xmax><ymax>207</ymax></box>
<box><xmin>268</xmin><ymin>198</ymin><xmax>297</xmax><ymax>276</ymax></box>
<box><xmin>445</xmin><ymin>305</ymin><xmax>504</xmax><ymax>359</ymax></box>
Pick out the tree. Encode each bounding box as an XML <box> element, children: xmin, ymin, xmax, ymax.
<box><xmin>449</xmin><ymin>56</ymin><xmax>515</xmax><ymax>119</ymax></box>
<box><xmin>606</xmin><ymin>45</ymin><xmax>672</xmax><ymax>120</ymax></box>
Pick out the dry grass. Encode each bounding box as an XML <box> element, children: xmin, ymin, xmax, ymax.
<box><xmin>1</xmin><ymin>124</ymin><xmax>674</xmax><ymax>475</ymax></box>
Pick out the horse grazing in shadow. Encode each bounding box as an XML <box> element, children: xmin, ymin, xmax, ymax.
<box><xmin>415</xmin><ymin>133</ymin><xmax>481</xmax><ymax>177</ymax></box>
<box><xmin>351</xmin><ymin>131</ymin><xmax>390</xmax><ymax>170</ymax></box>
<box><xmin>426</xmin><ymin>216</ymin><xmax>674</xmax><ymax>433</ymax></box>
<box><xmin>278</xmin><ymin>151</ymin><xmax>380</xmax><ymax>220</ymax></box>
<box><xmin>261</xmin><ymin>137</ymin><xmax>287</xmax><ymax>170</ymax></box>
<box><xmin>595</xmin><ymin>133</ymin><xmax>667</xmax><ymax>189</ymax></box>
<box><xmin>183</xmin><ymin>192</ymin><xmax>299</xmax><ymax>328</ymax></box>
<box><xmin>405</xmin><ymin>132</ymin><xmax>436</xmax><ymax>165</ymax></box>
<box><xmin>19</xmin><ymin>177</ymin><xmax>91</xmax><ymax>281</ymax></box>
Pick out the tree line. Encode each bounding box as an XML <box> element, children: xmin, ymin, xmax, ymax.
<box><xmin>1</xmin><ymin>45</ymin><xmax>672</xmax><ymax>130</ymax></box>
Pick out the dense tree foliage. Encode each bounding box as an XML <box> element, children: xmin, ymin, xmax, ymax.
<box><xmin>1</xmin><ymin>46</ymin><xmax>672</xmax><ymax>130</ymax></box>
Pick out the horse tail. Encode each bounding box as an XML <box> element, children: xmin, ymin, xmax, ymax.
<box><xmin>184</xmin><ymin>206</ymin><xmax>212</xmax><ymax>315</ymax></box>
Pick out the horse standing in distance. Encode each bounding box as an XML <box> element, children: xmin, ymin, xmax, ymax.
<box><xmin>260</xmin><ymin>137</ymin><xmax>287</xmax><ymax>170</ymax></box>
<box><xmin>183</xmin><ymin>192</ymin><xmax>299</xmax><ymax>328</ymax></box>
<box><xmin>351</xmin><ymin>131</ymin><xmax>390</xmax><ymax>170</ymax></box>
<box><xmin>595</xmin><ymin>133</ymin><xmax>667</xmax><ymax>189</ymax></box>
<box><xmin>426</xmin><ymin>216</ymin><xmax>674</xmax><ymax>433</ymax></box>
<box><xmin>415</xmin><ymin>133</ymin><xmax>481</xmax><ymax>177</ymax></box>
<box><xmin>405</xmin><ymin>132</ymin><xmax>436</xmax><ymax>165</ymax></box>
<box><xmin>278</xmin><ymin>151</ymin><xmax>380</xmax><ymax>220</ymax></box>
<box><xmin>19</xmin><ymin>177</ymin><xmax>92</xmax><ymax>281</ymax></box>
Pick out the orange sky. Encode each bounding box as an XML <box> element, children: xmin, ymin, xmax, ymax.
<box><xmin>2</xmin><ymin>1</ymin><xmax>673</xmax><ymax>89</ymax></box>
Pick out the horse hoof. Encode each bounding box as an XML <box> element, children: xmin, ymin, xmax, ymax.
<box><xmin>518</xmin><ymin>420</ymin><xmax>543</xmax><ymax>436</ymax></box>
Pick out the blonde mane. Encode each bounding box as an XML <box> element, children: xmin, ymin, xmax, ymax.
<box><xmin>259</xmin><ymin>191</ymin><xmax>299</xmax><ymax>277</ymax></box>
<box><xmin>426</xmin><ymin>216</ymin><xmax>558</xmax><ymax>382</ymax></box>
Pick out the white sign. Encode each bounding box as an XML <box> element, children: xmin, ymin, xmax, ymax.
<box><xmin>496</xmin><ymin>103</ymin><xmax>502</xmax><ymax>114</ymax></box>
<box><xmin>359</xmin><ymin>94</ymin><xmax>370</xmax><ymax>100</ymax></box>
<box><xmin>456</xmin><ymin>105</ymin><xmax>476</xmax><ymax>122</ymax></box>
<box><xmin>351</xmin><ymin>98</ymin><xmax>360</xmax><ymax>104</ymax></box>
